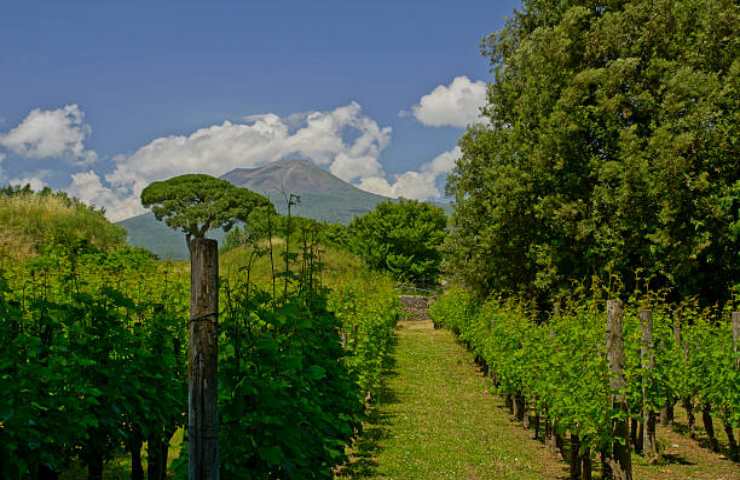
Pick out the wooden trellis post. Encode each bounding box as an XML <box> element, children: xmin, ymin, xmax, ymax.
<box><xmin>606</xmin><ymin>300</ymin><xmax>632</xmax><ymax>480</ymax></box>
<box><xmin>189</xmin><ymin>238</ymin><xmax>220</xmax><ymax>480</ymax></box>
<box><xmin>640</xmin><ymin>309</ymin><xmax>658</xmax><ymax>463</ymax></box>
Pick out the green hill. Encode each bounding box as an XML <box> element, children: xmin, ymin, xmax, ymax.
<box><xmin>0</xmin><ymin>187</ymin><xmax>126</xmax><ymax>263</ymax></box>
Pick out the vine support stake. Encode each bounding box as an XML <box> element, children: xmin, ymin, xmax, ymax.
<box><xmin>606</xmin><ymin>299</ymin><xmax>632</xmax><ymax>480</ymax></box>
<box><xmin>733</xmin><ymin>312</ymin><xmax>739</xmax><ymax>370</ymax></box>
<box><xmin>189</xmin><ymin>238</ymin><xmax>220</xmax><ymax>480</ymax></box>
<box><xmin>639</xmin><ymin>308</ymin><xmax>658</xmax><ymax>463</ymax></box>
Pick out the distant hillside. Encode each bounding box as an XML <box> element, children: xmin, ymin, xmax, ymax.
<box><xmin>119</xmin><ymin>159</ymin><xmax>392</xmax><ymax>259</ymax></box>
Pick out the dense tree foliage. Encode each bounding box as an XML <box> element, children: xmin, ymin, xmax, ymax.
<box><xmin>349</xmin><ymin>199</ymin><xmax>447</xmax><ymax>286</ymax></box>
<box><xmin>141</xmin><ymin>174</ymin><xmax>272</xmax><ymax>243</ymax></box>
<box><xmin>445</xmin><ymin>0</ymin><xmax>739</xmax><ymax>306</ymax></box>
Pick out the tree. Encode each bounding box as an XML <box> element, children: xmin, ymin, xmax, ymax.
<box><xmin>141</xmin><ymin>174</ymin><xmax>270</xmax><ymax>480</ymax></box>
<box><xmin>348</xmin><ymin>199</ymin><xmax>447</xmax><ymax>286</ymax></box>
<box><xmin>141</xmin><ymin>174</ymin><xmax>269</xmax><ymax>247</ymax></box>
<box><xmin>446</xmin><ymin>0</ymin><xmax>739</xmax><ymax>307</ymax></box>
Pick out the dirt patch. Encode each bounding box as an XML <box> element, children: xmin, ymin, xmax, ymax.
<box><xmin>399</xmin><ymin>295</ymin><xmax>429</xmax><ymax>321</ymax></box>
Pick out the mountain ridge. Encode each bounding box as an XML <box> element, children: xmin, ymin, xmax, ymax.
<box><xmin>118</xmin><ymin>159</ymin><xmax>394</xmax><ymax>259</ymax></box>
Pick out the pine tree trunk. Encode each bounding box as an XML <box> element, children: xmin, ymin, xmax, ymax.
<box><xmin>189</xmin><ymin>238</ymin><xmax>220</xmax><ymax>480</ymax></box>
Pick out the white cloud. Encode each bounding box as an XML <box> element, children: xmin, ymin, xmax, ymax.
<box><xmin>0</xmin><ymin>104</ymin><xmax>97</xmax><ymax>163</ymax></box>
<box><xmin>358</xmin><ymin>147</ymin><xmax>461</xmax><ymax>200</ymax></box>
<box><xmin>63</xmin><ymin>102</ymin><xmax>391</xmax><ymax>221</ymax></box>
<box><xmin>66</xmin><ymin>170</ymin><xmax>142</xmax><ymax>220</ymax></box>
<box><xmin>407</xmin><ymin>76</ymin><xmax>487</xmax><ymax>128</ymax></box>
<box><xmin>0</xmin><ymin>100</ymin><xmax>458</xmax><ymax>221</ymax></box>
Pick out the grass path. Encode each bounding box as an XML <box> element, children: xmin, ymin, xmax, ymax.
<box><xmin>339</xmin><ymin>318</ymin><xmax>566</xmax><ymax>480</ymax></box>
<box><xmin>339</xmin><ymin>316</ymin><xmax>740</xmax><ymax>480</ymax></box>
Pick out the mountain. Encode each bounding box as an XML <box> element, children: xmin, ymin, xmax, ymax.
<box><xmin>221</xmin><ymin>158</ymin><xmax>391</xmax><ymax>222</ymax></box>
<box><xmin>118</xmin><ymin>159</ymin><xmax>392</xmax><ymax>259</ymax></box>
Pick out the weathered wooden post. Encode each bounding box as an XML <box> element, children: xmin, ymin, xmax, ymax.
<box><xmin>639</xmin><ymin>309</ymin><xmax>658</xmax><ymax>463</ymax></box>
<box><xmin>189</xmin><ymin>238</ymin><xmax>220</xmax><ymax>480</ymax></box>
<box><xmin>726</xmin><ymin>312</ymin><xmax>740</xmax><ymax>459</ymax></box>
<box><xmin>678</xmin><ymin>312</ymin><xmax>697</xmax><ymax>439</ymax></box>
<box><xmin>606</xmin><ymin>299</ymin><xmax>632</xmax><ymax>480</ymax></box>
<box><xmin>733</xmin><ymin>312</ymin><xmax>739</xmax><ymax>370</ymax></box>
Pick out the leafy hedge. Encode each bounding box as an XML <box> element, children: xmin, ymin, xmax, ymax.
<box><xmin>0</xmin><ymin>244</ymin><xmax>186</xmax><ymax>478</ymax></box>
<box><xmin>0</xmin><ymin>236</ymin><xmax>401</xmax><ymax>479</ymax></box>
<box><xmin>430</xmin><ymin>288</ymin><xmax>739</xmax><ymax>459</ymax></box>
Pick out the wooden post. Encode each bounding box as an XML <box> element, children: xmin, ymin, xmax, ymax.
<box><xmin>606</xmin><ymin>299</ymin><xmax>632</xmax><ymax>480</ymax></box>
<box><xmin>727</xmin><ymin>312</ymin><xmax>740</xmax><ymax>459</ymax></box>
<box><xmin>639</xmin><ymin>309</ymin><xmax>658</xmax><ymax>463</ymax></box>
<box><xmin>189</xmin><ymin>238</ymin><xmax>220</xmax><ymax>480</ymax></box>
<box><xmin>679</xmin><ymin>316</ymin><xmax>697</xmax><ymax>439</ymax></box>
<box><xmin>733</xmin><ymin>312</ymin><xmax>739</xmax><ymax>370</ymax></box>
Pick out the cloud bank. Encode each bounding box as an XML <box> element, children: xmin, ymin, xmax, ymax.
<box><xmin>2</xmin><ymin>99</ymin><xmax>464</xmax><ymax>221</ymax></box>
<box><xmin>407</xmin><ymin>76</ymin><xmax>487</xmax><ymax>128</ymax></box>
<box><xmin>0</xmin><ymin>104</ymin><xmax>97</xmax><ymax>163</ymax></box>
<box><xmin>358</xmin><ymin>147</ymin><xmax>460</xmax><ymax>200</ymax></box>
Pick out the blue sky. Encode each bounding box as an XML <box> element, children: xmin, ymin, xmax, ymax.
<box><xmin>0</xmin><ymin>0</ymin><xmax>520</xmax><ymax>220</ymax></box>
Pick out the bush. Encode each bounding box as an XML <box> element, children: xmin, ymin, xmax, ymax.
<box><xmin>348</xmin><ymin>199</ymin><xmax>446</xmax><ymax>286</ymax></box>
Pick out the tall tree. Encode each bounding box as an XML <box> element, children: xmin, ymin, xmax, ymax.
<box><xmin>446</xmin><ymin>0</ymin><xmax>739</xmax><ymax>306</ymax></box>
<box><xmin>349</xmin><ymin>199</ymin><xmax>447</xmax><ymax>286</ymax></box>
<box><xmin>141</xmin><ymin>174</ymin><xmax>270</xmax><ymax>480</ymax></box>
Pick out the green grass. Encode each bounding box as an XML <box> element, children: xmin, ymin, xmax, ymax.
<box><xmin>339</xmin><ymin>319</ymin><xmax>566</xmax><ymax>480</ymax></box>
<box><xmin>340</xmin><ymin>316</ymin><xmax>739</xmax><ymax>480</ymax></box>
<box><xmin>0</xmin><ymin>192</ymin><xmax>126</xmax><ymax>263</ymax></box>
